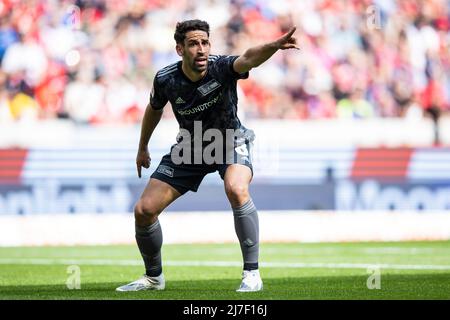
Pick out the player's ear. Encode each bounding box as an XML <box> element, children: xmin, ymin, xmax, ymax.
<box><xmin>176</xmin><ymin>44</ymin><xmax>183</xmax><ymax>56</ymax></box>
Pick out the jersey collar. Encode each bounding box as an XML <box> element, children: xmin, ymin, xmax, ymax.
<box><xmin>178</xmin><ymin>61</ymin><xmax>209</xmax><ymax>84</ymax></box>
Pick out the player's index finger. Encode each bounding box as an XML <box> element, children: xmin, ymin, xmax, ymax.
<box><xmin>284</xmin><ymin>26</ymin><xmax>296</xmax><ymax>38</ymax></box>
<box><xmin>137</xmin><ymin>164</ymin><xmax>142</xmax><ymax>178</ymax></box>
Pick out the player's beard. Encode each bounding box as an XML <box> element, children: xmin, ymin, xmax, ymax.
<box><xmin>191</xmin><ymin>56</ymin><xmax>208</xmax><ymax>73</ymax></box>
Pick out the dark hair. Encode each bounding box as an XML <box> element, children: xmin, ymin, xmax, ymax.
<box><xmin>174</xmin><ymin>19</ymin><xmax>210</xmax><ymax>44</ymax></box>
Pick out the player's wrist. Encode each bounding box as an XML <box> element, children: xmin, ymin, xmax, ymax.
<box><xmin>270</xmin><ymin>40</ymin><xmax>282</xmax><ymax>50</ymax></box>
<box><xmin>138</xmin><ymin>144</ymin><xmax>149</xmax><ymax>152</ymax></box>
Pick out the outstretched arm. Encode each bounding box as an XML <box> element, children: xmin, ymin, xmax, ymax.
<box><xmin>233</xmin><ymin>27</ymin><xmax>299</xmax><ymax>74</ymax></box>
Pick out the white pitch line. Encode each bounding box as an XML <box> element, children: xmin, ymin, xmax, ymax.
<box><xmin>0</xmin><ymin>258</ymin><xmax>449</xmax><ymax>271</ymax></box>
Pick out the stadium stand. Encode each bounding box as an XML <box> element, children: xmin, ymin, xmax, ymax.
<box><xmin>0</xmin><ymin>0</ymin><xmax>449</xmax><ymax>123</ymax></box>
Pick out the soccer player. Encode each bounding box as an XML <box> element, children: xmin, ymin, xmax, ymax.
<box><xmin>116</xmin><ymin>20</ymin><xmax>299</xmax><ymax>292</ymax></box>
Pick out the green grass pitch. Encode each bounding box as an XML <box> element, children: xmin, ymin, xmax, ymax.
<box><xmin>0</xmin><ymin>241</ymin><xmax>449</xmax><ymax>300</ymax></box>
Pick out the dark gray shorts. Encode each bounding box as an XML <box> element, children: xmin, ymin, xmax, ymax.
<box><xmin>151</xmin><ymin>140</ymin><xmax>254</xmax><ymax>195</ymax></box>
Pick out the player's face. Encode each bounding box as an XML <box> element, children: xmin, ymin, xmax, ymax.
<box><xmin>179</xmin><ymin>30</ymin><xmax>210</xmax><ymax>73</ymax></box>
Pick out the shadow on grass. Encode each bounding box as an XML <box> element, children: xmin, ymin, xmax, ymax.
<box><xmin>1</xmin><ymin>273</ymin><xmax>449</xmax><ymax>300</ymax></box>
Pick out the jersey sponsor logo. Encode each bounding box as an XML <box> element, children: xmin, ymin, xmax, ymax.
<box><xmin>197</xmin><ymin>79</ymin><xmax>221</xmax><ymax>97</ymax></box>
<box><xmin>175</xmin><ymin>97</ymin><xmax>186</xmax><ymax>104</ymax></box>
<box><xmin>157</xmin><ymin>165</ymin><xmax>174</xmax><ymax>178</ymax></box>
<box><xmin>177</xmin><ymin>93</ymin><xmax>222</xmax><ymax>116</ymax></box>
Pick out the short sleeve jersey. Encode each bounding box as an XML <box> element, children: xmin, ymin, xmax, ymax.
<box><xmin>150</xmin><ymin>55</ymin><xmax>249</xmax><ymax>138</ymax></box>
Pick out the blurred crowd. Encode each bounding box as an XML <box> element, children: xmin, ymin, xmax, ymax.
<box><xmin>0</xmin><ymin>0</ymin><xmax>449</xmax><ymax>124</ymax></box>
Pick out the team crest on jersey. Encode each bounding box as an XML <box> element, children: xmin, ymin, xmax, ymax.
<box><xmin>197</xmin><ymin>79</ymin><xmax>221</xmax><ymax>96</ymax></box>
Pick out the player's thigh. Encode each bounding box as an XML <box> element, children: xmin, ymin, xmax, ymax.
<box><xmin>136</xmin><ymin>178</ymin><xmax>182</xmax><ymax>214</ymax></box>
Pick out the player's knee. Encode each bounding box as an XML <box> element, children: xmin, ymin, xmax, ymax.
<box><xmin>225</xmin><ymin>183</ymin><xmax>249</xmax><ymax>206</ymax></box>
<box><xmin>134</xmin><ymin>199</ymin><xmax>160</xmax><ymax>224</ymax></box>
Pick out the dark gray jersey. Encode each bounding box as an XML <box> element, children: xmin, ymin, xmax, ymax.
<box><xmin>150</xmin><ymin>55</ymin><xmax>250</xmax><ymax>141</ymax></box>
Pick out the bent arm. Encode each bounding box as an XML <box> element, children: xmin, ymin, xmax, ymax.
<box><xmin>233</xmin><ymin>27</ymin><xmax>299</xmax><ymax>74</ymax></box>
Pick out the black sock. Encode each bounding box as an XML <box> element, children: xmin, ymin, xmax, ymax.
<box><xmin>244</xmin><ymin>262</ymin><xmax>259</xmax><ymax>271</ymax></box>
<box><xmin>135</xmin><ymin>220</ymin><xmax>163</xmax><ymax>277</ymax></box>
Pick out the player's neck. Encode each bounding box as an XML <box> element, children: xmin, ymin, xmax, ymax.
<box><xmin>181</xmin><ymin>62</ymin><xmax>206</xmax><ymax>82</ymax></box>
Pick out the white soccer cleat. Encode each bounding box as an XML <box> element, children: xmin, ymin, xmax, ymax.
<box><xmin>115</xmin><ymin>273</ymin><xmax>165</xmax><ymax>292</ymax></box>
<box><xmin>236</xmin><ymin>270</ymin><xmax>263</xmax><ymax>292</ymax></box>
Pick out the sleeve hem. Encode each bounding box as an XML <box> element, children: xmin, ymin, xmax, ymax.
<box><xmin>229</xmin><ymin>55</ymin><xmax>249</xmax><ymax>79</ymax></box>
